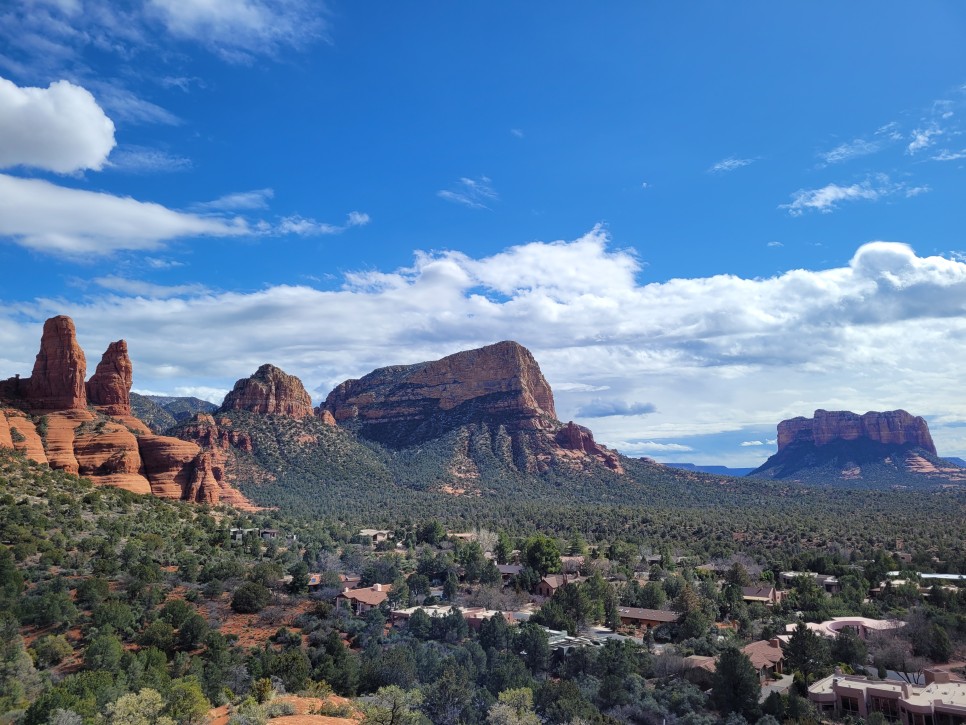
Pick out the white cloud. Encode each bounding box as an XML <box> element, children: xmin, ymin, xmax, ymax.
<box><xmin>437</xmin><ymin>176</ymin><xmax>498</xmax><ymax>209</ymax></box>
<box><xmin>576</xmin><ymin>400</ymin><xmax>657</xmax><ymax>418</ymax></box>
<box><xmin>108</xmin><ymin>145</ymin><xmax>191</xmax><ymax>173</ymax></box>
<box><xmin>613</xmin><ymin>441</ymin><xmax>695</xmax><ymax>455</ymax></box>
<box><xmin>782</xmin><ymin>175</ymin><xmax>926</xmax><ymax>216</ymax></box>
<box><xmin>739</xmin><ymin>440</ymin><xmax>765</xmax><ymax>447</ymax></box>
<box><xmin>510</xmin><ymin>128</ymin><xmax>524</xmax><ymax>138</ymax></box>
<box><xmin>9</xmin><ymin>232</ymin><xmax>966</xmax><ymax>462</ymax></box>
<box><xmin>932</xmin><ymin>149</ymin><xmax>966</xmax><ymax>161</ymax></box>
<box><xmin>708</xmin><ymin>156</ymin><xmax>754</xmax><ymax>173</ymax></box>
<box><xmin>767</xmin><ymin>241</ymin><xmax>783</xmax><ymax>248</ymax></box>
<box><xmin>94</xmin><ymin>276</ymin><xmax>208</xmax><ymax>298</ymax></box>
<box><xmin>0</xmin><ymin>76</ymin><xmax>115</xmax><ymax>172</ymax></box>
<box><xmin>0</xmin><ymin>173</ymin><xmax>248</xmax><ymax>255</ymax></box>
<box><xmin>277</xmin><ymin>211</ymin><xmax>371</xmax><ymax>236</ymax></box>
<box><xmin>908</xmin><ymin>126</ymin><xmax>943</xmax><ymax>154</ymax></box>
<box><xmin>196</xmin><ymin>189</ymin><xmax>275</xmax><ymax>211</ymax></box>
<box><xmin>146</xmin><ymin>0</ymin><xmax>327</xmax><ymax>62</ymax></box>
<box><xmin>819</xmin><ymin>138</ymin><xmax>880</xmax><ymax>165</ymax></box>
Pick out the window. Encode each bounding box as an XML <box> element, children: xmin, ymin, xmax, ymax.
<box><xmin>841</xmin><ymin>696</ymin><xmax>860</xmax><ymax>716</ymax></box>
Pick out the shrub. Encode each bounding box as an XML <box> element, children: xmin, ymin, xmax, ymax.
<box><xmin>231</xmin><ymin>582</ymin><xmax>271</xmax><ymax>614</ymax></box>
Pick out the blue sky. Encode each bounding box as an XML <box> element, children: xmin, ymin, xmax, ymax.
<box><xmin>4</xmin><ymin>2</ymin><xmax>966</xmax><ymax>467</ymax></box>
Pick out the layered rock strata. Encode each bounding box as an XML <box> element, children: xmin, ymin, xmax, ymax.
<box><xmin>220</xmin><ymin>364</ymin><xmax>314</xmax><ymax>418</ymax></box>
<box><xmin>0</xmin><ymin>315</ymin><xmax>256</xmax><ymax>509</ymax></box>
<box><xmin>777</xmin><ymin>409</ymin><xmax>936</xmax><ymax>455</ymax></box>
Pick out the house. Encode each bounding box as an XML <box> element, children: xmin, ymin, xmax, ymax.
<box><xmin>535</xmin><ymin>574</ymin><xmax>586</xmax><ymax>598</ymax></box>
<box><xmin>390</xmin><ymin>605</ymin><xmax>515</xmax><ymax>631</ymax></box>
<box><xmin>616</xmin><ymin>607</ymin><xmax>681</xmax><ymax>630</ymax></box>
<box><xmin>783</xmin><ymin>616</ymin><xmax>903</xmax><ymax>642</ymax></box>
<box><xmin>779</xmin><ymin>570</ymin><xmax>841</xmax><ymax>594</ymax></box>
<box><xmin>336</xmin><ymin>583</ymin><xmax>392</xmax><ymax>615</ymax></box>
<box><xmin>259</xmin><ymin>528</ymin><xmax>280</xmax><ymax>541</ymax></box>
<box><xmin>741</xmin><ymin>585</ymin><xmax>784</xmax><ymax>606</ymax></box>
<box><xmin>339</xmin><ymin>573</ymin><xmax>362</xmax><ymax>588</ymax></box>
<box><xmin>358</xmin><ymin>529</ymin><xmax>392</xmax><ymax>545</ymax></box>
<box><xmin>229</xmin><ymin>527</ymin><xmax>257</xmax><ymax>542</ymax></box>
<box><xmin>808</xmin><ymin>669</ymin><xmax>966</xmax><ymax>722</ymax></box>
<box><xmin>741</xmin><ymin>639</ymin><xmax>785</xmax><ymax>680</ymax></box>
<box><xmin>497</xmin><ymin>564</ymin><xmax>523</xmax><ymax>584</ymax></box>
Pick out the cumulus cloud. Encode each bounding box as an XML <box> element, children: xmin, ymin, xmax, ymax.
<box><xmin>576</xmin><ymin>400</ymin><xmax>657</xmax><ymax>418</ymax></box>
<box><xmin>437</xmin><ymin>176</ymin><xmax>498</xmax><ymax>209</ymax></box>
<box><xmin>7</xmin><ymin>231</ymin><xmax>966</xmax><ymax>462</ymax></box>
<box><xmin>0</xmin><ymin>76</ymin><xmax>115</xmax><ymax>172</ymax></box>
<box><xmin>0</xmin><ymin>173</ymin><xmax>248</xmax><ymax>255</ymax></box>
<box><xmin>708</xmin><ymin>156</ymin><xmax>754</xmax><ymax>173</ymax></box>
<box><xmin>739</xmin><ymin>440</ymin><xmax>765</xmax><ymax>447</ymax></box>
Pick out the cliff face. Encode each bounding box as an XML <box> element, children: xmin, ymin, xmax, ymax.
<box><xmin>22</xmin><ymin>316</ymin><xmax>88</xmax><ymax>410</ymax></box>
<box><xmin>777</xmin><ymin>409</ymin><xmax>936</xmax><ymax>454</ymax></box>
<box><xmin>321</xmin><ymin>340</ymin><xmax>622</xmax><ymax>477</ymax></box>
<box><xmin>220</xmin><ymin>364</ymin><xmax>314</xmax><ymax>418</ymax></box>
<box><xmin>0</xmin><ymin>316</ymin><xmax>257</xmax><ymax>510</ymax></box>
<box><xmin>322</xmin><ymin>341</ymin><xmax>557</xmax><ymax>446</ymax></box>
<box><xmin>86</xmin><ymin>340</ymin><xmax>133</xmax><ymax>416</ymax></box>
<box><xmin>750</xmin><ymin>408</ymin><xmax>960</xmax><ymax>485</ymax></box>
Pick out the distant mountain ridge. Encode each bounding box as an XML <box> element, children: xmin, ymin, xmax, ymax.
<box><xmin>130</xmin><ymin>393</ymin><xmax>218</xmax><ymax>433</ymax></box>
<box><xmin>749</xmin><ymin>409</ymin><xmax>966</xmax><ymax>487</ymax></box>
<box><xmin>664</xmin><ymin>462</ymin><xmax>755</xmax><ymax>477</ymax></box>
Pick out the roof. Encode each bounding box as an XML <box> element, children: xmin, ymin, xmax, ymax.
<box><xmin>741</xmin><ymin>586</ymin><xmax>776</xmax><ymax>599</ymax></box>
<box><xmin>741</xmin><ymin>639</ymin><xmax>784</xmax><ymax>669</ymax></box>
<box><xmin>359</xmin><ymin>528</ymin><xmax>391</xmax><ymax>536</ymax></box>
<box><xmin>539</xmin><ymin>574</ymin><xmax>586</xmax><ymax>589</ymax></box>
<box><xmin>684</xmin><ymin>655</ymin><xmax>717</xmax><ymax>672</ymax></box>
<box><xmin>339</xmin><ymin>583</ymin><xmax>392</xmax><ymax>606</ymax></box>
<box><xmin>308</xmin><ymin>573</ymin><xmax>323</xmax><ymax>586</ymax></box>
<box><xmin>617</xmin><ymin>606</ymin><xmax>681</xmax><ymax>623</ymax></box>
<box><xmin>498</xmin><ymin>564</ymin><xmax>523</xmax><ymax>575</ymax></box>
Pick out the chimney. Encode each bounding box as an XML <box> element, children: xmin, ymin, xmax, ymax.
<box><xmin>374</xmin><ymin>583</ymin><xmax>382</xmax><ymax>592</ymax></box>
<box><xmin>769</xmin><ymin>638</ymin><xmax>781</xmax><ymax>648</ymax></box>
<box><xmin>924</xmin><ymin>669</ymin><xmax>949</xmax><ymax>685</ymax></box>
<box><xmin>343</xmin><ymin>587</ymin><xmax>349</xmax><ymax>594</ymax></box>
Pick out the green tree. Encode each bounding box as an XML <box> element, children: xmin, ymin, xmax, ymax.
<box><xmin>514</xmin><ymin>623</ymin><xmax>549</xmax><ymax>674</ymax></box>
<box><xmin>522</xmin><ymin>534</ymin><xmax>561</xmax><ymax>577</ymax></box>
<box><xmin>360</xmin><ymin>685</ymin><xmax>425</xmax><ymax>725</ymax></box>
<box><xmin>231</xmin><ymin>582</ymin><xmax>271</xmax><ymax>614</ymax></box>
<box><xmin>288</xmin><ymin>562</ymin><xmax>309</xmax><ymax>594</ymax></box>
<box><xmin>487</xmin><ymin>687</ymin><xmax>541</xmax><ymax>725</ymax></box>
<box><xmin>783</xmin><ymin>622</ymin><xmax>831</xmax><ymax>691</ymax></box>
<box><xmin>106</xmin><ymin>688</ymin><xmax>175</xmax><ymax>725</ymax></box>
<box><xmin>711</xmin><ymin>647</ymin><xmax>761</xmax><ymax>721</ymax></box>
<box><xmin>32</xmin><ymin>634</ymin><xmax>73</xmax><ymax>668</ymax></box>
<box><xmin>422</xmin><ymin>666</ymin><xmax>472</xmax><ymax>725</ymax></box>
<box><xmin>164</xmin><ymin>677</ymin><xmax>210</xmax><ymax>724</ymax></box>
<box><xmin>85</xmin><ymin>632</ymin><xmax>124</xmax><ymax>672</ymax></box>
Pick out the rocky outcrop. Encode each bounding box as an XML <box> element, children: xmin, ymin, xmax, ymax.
<box><xmin>777</xmin><ymin>409</ymin><xmax>936</xmax><ymax>455</ymax></box>
<box><xmin>0</xmin><ymin>315</ymin><xmax>257</xmax><ymax>510</ymax></box>
<box><xmin>87</xmin><ymin>340</ymin><xmax>133</xmax><ymax>415</ymax></box>
<box><xmin>322</xmin><ymin>341</ymin><xmax>557</xmax><ymax>446</ymax></box>
<box><xmin>23</xmin><ymin>316</ymin><xmax>88</xmax><ymax>410</ymax></box>
<box><xmin>221</xmin><ymin>364</ymin><xmax>314</xmax><ymax>418</ymax></box>
<box><xmin>179</xmin><ymin>414</ymin><xmax>253</xmax><ymax>453</ymax></box>
<box><xmin>750</xmin><ymin>408</ymin><xmax>955</xmax><ymax>485</ymax></box>
<box><xmin>555</xmin><ymin>421</ymin><xmax>624</xmax><ymax>473</ymax></box>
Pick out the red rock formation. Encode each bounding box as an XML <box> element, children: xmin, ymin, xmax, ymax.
<box><xmin>179</xmin><ymin>413</ymin><xmax>253</xmax><ymax>452</ymax></box>
<box><xmin>74</xmin><ymin>421</ymin><xmax>152</xmax><ymax>495</ymax></box>
<box><xmin>319</xmin><ymin>409</ymin><xmax>337</xmax><ymax>427</ymax></box>
<box><xmin>555</xmin><ymin>421</ymin><xmax>624</xmax><ymax>473</ymax></box>
<box><xmin>138</xmin><ymin>434</ymin><xmax>206</xmax><ymax>500</ymax></box>
<box><xmin>87</xmin><ymin>340</ymin><xmax>133</xmax><ymax>415</ymax></box>
<box><xmin>0</xmin><ymin>408</ymin><xmax>48</xmax><ymax>464</ymax></box>
<box><xmin>777</xmin><ymin>409</ymin><xmax>936</xmax><ymax>455</ymax></box>
<box><xmin>322</xmin><ymin>341</ymin><xmax>557</xmax><ymax>440</ymax></box>
<box><xmin>24</xmin><ymin>316</ymin><xmax>87</xmax><ymax>410</ymax></box>
<box><xmin>221</xmin><ymin>364</ymin><xmax>314</xmax><ymax>418</ymax></box>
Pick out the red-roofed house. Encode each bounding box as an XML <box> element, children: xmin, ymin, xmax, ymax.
<box><xmin>336</xmin><ymin>583</ymin><xmax>392</xmax><ymax>615</ymax></box>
